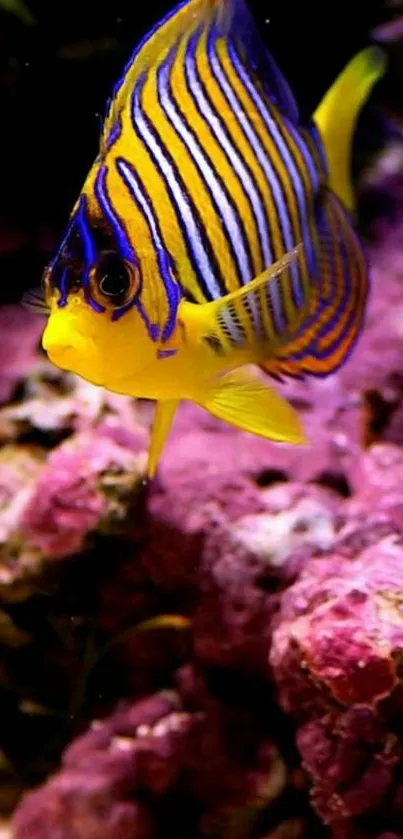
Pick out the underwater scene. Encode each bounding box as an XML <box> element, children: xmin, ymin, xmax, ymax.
<box><xmin>1</xmin><ymin>0</ymin><xmax>403</xmax><ymax>837</ymax></box>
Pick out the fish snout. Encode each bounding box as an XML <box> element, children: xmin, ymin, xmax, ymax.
<box><xmin>42</xmin><ymin>315</ymin><xmax>89</xmax><ymax>368</ymax></box>
<box><xmin>42</xmin><ymin>323</ymin><xmax>71</xmax><ymax>357</ymax></box>
<box><xmin>43</xmin><ymin>342</ymin><xmax>75</xmax><ymax>365</ymax></box>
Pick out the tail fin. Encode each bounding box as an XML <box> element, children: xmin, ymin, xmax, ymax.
<box><xmin>313</xmin><ymin>46</ymin><xmax>387</xmax><ymax>212</ymax></box>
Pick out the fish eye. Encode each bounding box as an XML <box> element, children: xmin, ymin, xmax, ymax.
<box><xmin>91</xmin><ymin>251</ymin><xmax>140</xmax><ymax>309</ymax></box>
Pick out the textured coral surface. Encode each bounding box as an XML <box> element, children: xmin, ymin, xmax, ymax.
<box><xmin>3</xmin><ymin>168</ymin><xmax>403</xmax><ymax>839</ymax></box>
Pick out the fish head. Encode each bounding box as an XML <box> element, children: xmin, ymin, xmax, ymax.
<box><xmin>41</xmin><ymin>168</ymin><xmax>164</xmax><ymax>394</ymax></box>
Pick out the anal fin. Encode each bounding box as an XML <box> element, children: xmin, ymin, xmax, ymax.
<box><xmin>196</xmin><ymin>368</ymin><xmax>306</xmax><ymax>444</ymax></box>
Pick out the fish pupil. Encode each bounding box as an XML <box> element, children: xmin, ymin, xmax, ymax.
<box><xmin>98</xmin><ymin>252</ymin><xmax>131</xmax><ymax>300</ymax></box>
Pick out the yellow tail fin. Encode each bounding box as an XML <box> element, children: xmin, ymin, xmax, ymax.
<box><xmin>313</xmin><ymin>46</ymin><xmax>386</xmax><ymax>212</ymax></box>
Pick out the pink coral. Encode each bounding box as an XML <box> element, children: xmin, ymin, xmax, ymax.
<box><xmin>0</xmin><ymin>305</ymin><xmax>43</xmax><ymax>404</ymax></box>
<box><xmin>7</xmin><ymin>150</ymin><xmax>403</xmax><ymax>839</ymax></box>
<box><xmin>0</xmin><ymin>364</ymin><xmax>149</xmax><ymax>450</ymax></box>
<box><xmin>345</xmin><ymin>443</ymin><xmax>403</xmax><ymax>534</ymax></box>
<box><xmin>144</xmin><ymin>405</ymin><xmax>342</xmax><ymax>673</ymax></box>
<box><xmin>12</xmin><ymin>692</ymin><xmax>180</xmax><ymax>839</ymax></box>
<box><xmin>20</xmin><ymin>432</ymin><xmax>145</xmax><ymax>557</ymax></box>
<box><xmin>297</xmin><ymin>708</ymin><xmax>400</xmax><ymax>826</ymax></box>
<box><xmin>191</xmin><ymin>482</ymin><xmax>341</xmax><ymax>673</ymax></box>
<box><xmin>0</xmin><ymin>445</ymin><xmax>44</xmax><ymax>545</ymax></box>
<box><xmin>270</xmin><ymin>534</ymin><xmax>403</xmax><ymax>835</ymax></box>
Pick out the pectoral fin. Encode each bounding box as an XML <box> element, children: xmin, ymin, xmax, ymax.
<box><xmin>196</xmin><ymin>368</ymin><xmax>306</xmax><ymax>444</ymax></box>
<box><xmin>181</xmin><ymin>245</ymin><xmax>303</xmax><ymax>353</ymax></box>
<box><xmin>204</xmin><ymin>246</ymin><xmax>302</xmax><ymax>314</ymax></box>
<box><xmin>147</xmin><ymin>400</ymin><xmax>179</xmax><ymax>478</ymax></box>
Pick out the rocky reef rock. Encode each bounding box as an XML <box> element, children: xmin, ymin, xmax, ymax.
<box><xmin>13</xmin><ymin>678</ymin><xmax>290</xmax><ymax>839</ymax></box>
<box><xmin>5</xmin><ymin>171</ymin><xmax>403</xmax><ymax>837</ymax></box>
<box><xmin>271</xmin><ymin>528</ymin><xmax>403</xmax><ymax>838</ymax></box>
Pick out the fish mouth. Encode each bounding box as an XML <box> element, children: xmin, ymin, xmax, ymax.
<box><xmin>45</xmin><ymin>345</ymin><xmax>158</xmax><ymax>393</ymax></box>
<box><xmin>42</xmin><ymin>316</ymin><xmax>105</xmax><ymax>384</ymax></box>
<box><xmin>46</xmin><ymin>345</ymin><xmax>76</xmax><ymax>364</ymax></box>
<box><xmin>43</xmin><ymin>321</ymin><xmax>160</xmax><ymax>393</ymax></box>
<box><xmin>45</xmin><ymin>345</ymin><xmax>79</xmax><ymax>373</ymax></box>
<box><xmin>44</xmin><ymin>343</ymin><xmax>104</xmax><ymax>386</ymax></box>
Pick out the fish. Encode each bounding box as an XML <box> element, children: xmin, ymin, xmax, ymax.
<box><xmin>28</xmin><ymin>0</ymin><xmax>386</xmax><ymax>477</ymax></box>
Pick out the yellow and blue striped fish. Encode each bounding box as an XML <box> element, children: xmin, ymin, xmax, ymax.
<box><xmin>36</xmin><ymin>0</ymin><xmax>386</xmax><ymax>476</ymax></box>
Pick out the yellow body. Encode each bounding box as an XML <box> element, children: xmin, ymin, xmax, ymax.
<box><xmin>40</xmin><ymin>0</ymin><xmax>386</xmax><ymax>477</ymax></box>
<box><xmin>43</xmin><ymin>252</ymin><xmax>306</xmax><ymax>474</ymax></box>
<box><xmin>43</xmin><ymin>293</ymin><xmax>233</xmax><ymax>401</ymax></box>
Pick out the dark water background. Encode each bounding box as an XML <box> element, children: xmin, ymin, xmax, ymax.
<box><xmin>0</xmin><ymin>0</ymin><xmax>401</xmax><ymax>307</ymax></box>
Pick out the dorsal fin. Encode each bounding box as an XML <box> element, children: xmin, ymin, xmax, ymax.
<box><xmin>226</xmin><ymin>0</ymin><xmax>300</xmax><ymax>122</ymax></box>
<box><xmin>255</xmin><ymin>46</ymin><xmax>299</xmax><ymax>123</ymax></box>
<box><xmin>101</xmin><ymin>0</ymin><xmax>300</xmax><ymax>147</ymax></box>
<box><xmin>102</xmin><ymin>0</ymin><xmax>230</xmax><ymax>143</ymax></box>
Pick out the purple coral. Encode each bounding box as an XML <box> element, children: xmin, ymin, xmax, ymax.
<box><xmin>20</xmin><ymin>432</ymin><xmax>144</xmax><ymax>558</ymax></box>
<box><xmin>13</xmin><ymin>681</ymin><xmax>286</xmax><ymax>839</ymax></box>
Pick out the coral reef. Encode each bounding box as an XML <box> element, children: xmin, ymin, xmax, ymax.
<box><xmin>4</xmin><ymin>135</ymin><xmax>403</xmax><ymax>839</ymax></box>
<box><xmin>271</xmin><ymin>532</ymin><xmax>403</xmax><ymax>836</ymax></box>
<box><xmin>12</xmin><ymin>678</ymin><xmax>289</xmax><ymax>839</ymax></box>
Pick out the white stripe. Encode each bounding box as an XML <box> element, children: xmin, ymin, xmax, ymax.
<box><xmin>116</xmin><ymin>157</ymin><xmax>164</xmax><ymax>250</ymax></box>
<box><xmin>185</xmin><ymin>43</ymin><xmax>267</xmax><ymax>334</ymax></box>
<box><xmin>283</xmin><ymin>116</ymin><xmax>320</xmax><ymax>192</ymax></box>
<box><xmin>132</xmin><ymin>78</ymin><xmax>240</xmax><ymax>343</ymax></box>
<box><xmin>230</xmin><ymin>46</ymin><xmax>319</xmax><ymax>225</ymax></box>
<box><xmin>228</xmin><ymin>44</ymin><xmax>316</xmax><ymax>305</ymax></box>
<box><xmin>185</xmin><ymin>36</ymin><xmax>272</xmax><ymax>272</ymax></box>
<box><xmin>132</xmin><ymin>78</ymin><xmax>223</xmax><ymax>301</ymax></box>
<box><xmin>208</xmin><ymin>38</ymin><xmax>303</xmax><ymax>327</ymax></box>
<box><xmin>241</xmin><ymin>48</ymin><xmax>320</xmax><ymax>191</ymax></box>
<box><xmin>209</xmin><ymin>43</ymin><xmax>295</xmax><ymax>330</ymax></box>
<box><xmin>158</xmin><ymin>55</ymin><xmax>251</xmax><ymax>286</ymax></box>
